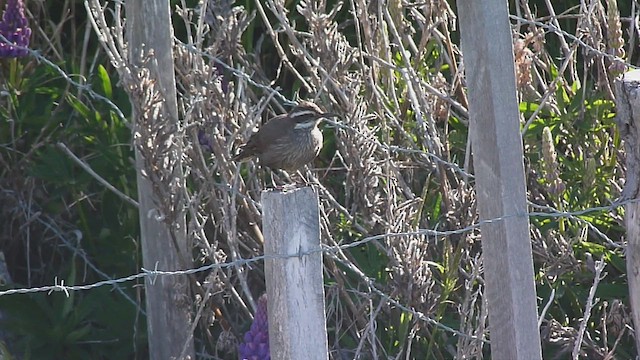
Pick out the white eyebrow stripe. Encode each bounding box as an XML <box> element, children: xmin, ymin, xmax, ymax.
<box><xmin>294</xmin><ymin>121</ymin><xmax>317</xmax><ymax>129</ymax></box>
<box><xmin>290</xmin><ymin>110</ymin><xmax>316</xmax><ymax>118</ymax></box>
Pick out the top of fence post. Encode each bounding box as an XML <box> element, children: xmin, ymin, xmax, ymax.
<box><xmin>261</xmin><ymin>187</ymin><xmax>329</xmax><ymax>360</ymax></box>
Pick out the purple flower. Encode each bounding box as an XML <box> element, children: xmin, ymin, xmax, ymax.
<box><xmin>0</xmin><ymin>0</ymin><xmax>31</xmax><ymax>57</ymax></box>
<box><xmin>238</xmin><ymin>294</ymin><xmax>270</xmax><ymax>360</ymax></box>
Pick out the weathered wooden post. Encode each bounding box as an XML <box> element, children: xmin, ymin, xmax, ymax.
<box><xmin>261</xmin><ymin>187</ymin><xmax>329</xmax><ymax>359</ymax></box>
<box><xmin>458</xmin><ymin>0</ymin><xmax>543</xmax><ymax>358</ymax></box>
<box><xmin>126</xmin><ymin>1</ymin><xmax>194</xmax><ymax>358</ymax></box>
<box><xmin>614</xmin><ymin>69</ymin><xmax>640</xmax><ymax>353</ymax></box>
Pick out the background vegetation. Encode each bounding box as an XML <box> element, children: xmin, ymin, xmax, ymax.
<box><xmin>0</xmin><ymin>0</ymin><xmax>636</xmax><ymax>359</ymax></box>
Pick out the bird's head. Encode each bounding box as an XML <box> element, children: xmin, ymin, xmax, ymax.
<box><xmin>289</xmin><ymin>101</ymin><xmax>338</xmax><ymax>129</ymax></box>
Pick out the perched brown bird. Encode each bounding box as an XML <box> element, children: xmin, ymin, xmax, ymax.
<box><xmin>232</xmin><ymin>101</ymin><xmax>337</xmax><ymax>171</ymax></box>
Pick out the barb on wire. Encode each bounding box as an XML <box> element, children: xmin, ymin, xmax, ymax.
<box><xmin>47</xmin><ymin>277</ymin><xmax>69</xmax><ymax>297</ymax></box>
<box><xmin>2</xmin><ymin>188</ymin><xmax>145</xmax><ymax>313</ymax></box>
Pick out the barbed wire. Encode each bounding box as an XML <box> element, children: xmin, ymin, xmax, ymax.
<box><xmin>1</xmin><ymin>196</ymin><xmax>632</xmax><ymax>298</ymax></box>
<box><xmin>0</xmin><ymin>196</ymin><xmax>630</xmax><ymax>341</ymax></box>
<box><xmin>508</xmin><ymin>14</ymin><xmax>637</xmax><ymax>69</ymax></box>
<box><xmin>325</xmin><ymin>251</ymin><xmax>490</xmax><ymax>342</ymax></box>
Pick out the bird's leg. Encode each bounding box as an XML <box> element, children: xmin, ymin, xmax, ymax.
<box><xmin>277</xmin><ymin>170</ymin><xmax>298</xmax><ymax>191</ymax></box>
<box><xmin>256</xmin><ymin>165</ymin><xmax>276</xmax><ymax>189</ymax></box>
<box><xmin>265</xmin><ymin>169</ymin><xmax>288</xmax><ymax>190</ymax></box>
<box><xmin>269</xmin><ymin>170</ymin><xmax>278</xmax><ymax>189</ymax></box>
<box><xmin>285</xmin><ymin>170</ymin><xmax>299</xmax><ymax>186</ymax></box>
<box><xmin>262</xmin><ymin>169</ymin><xmax>313</xmax><ymax>190</ymax></box>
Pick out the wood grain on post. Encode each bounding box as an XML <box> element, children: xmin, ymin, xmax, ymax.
<box><xmin>614</xmin><ymin>69</ymin><xmax>640</xmax><ymax>353</ymax></box>
<box><xmin>457</xmin><ymin>1</ymin><xmax>543</xmax><ymax>359</ymax></box>
<box><xmin>262</xmin><ymin>187</ymin><xmax>329</xmax><ymax>360</ymax></box>
<box><xmin>126</xmin><ymin>1</ymin><xmax>194</xmax><ymax>359</ymax></box>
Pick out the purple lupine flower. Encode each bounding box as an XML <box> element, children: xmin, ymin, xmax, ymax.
<box><xmin>0</xmin><ymin>0</ymin><xmax>31</xmax><ymax>57</ymax></box>
<box><xmin>238</xmin><ymin>294</ymin><xmax>270</xmax><ymax>360</ymax></box>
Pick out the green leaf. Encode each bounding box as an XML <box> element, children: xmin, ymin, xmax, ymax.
<box><xmin>571</xmin><ymin>79</ymin><xmax>581</xmax><ymax>93</ymax></box>
<box><xmin>97</xmin><ymin>64</ymin><xmax>113</xmax><ymax>99</ymax></box>
<box><xmin>397</xmin><ymin>311</ymin><xmax>413</xmax><ymax>349</ymax></box>
<box><xmin>519</xmin><ymin>101</ymin><xmax>539</xmax><ymax>112</ymax></box>
<box><xmin>66</xmin><ymin>93</ymin><xmax>91</xmax><ymax>119</ymax></box>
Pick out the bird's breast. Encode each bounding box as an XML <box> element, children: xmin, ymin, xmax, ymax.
<box><xmin>310</xmin><ymin>127</ymin><xmax>323</xmax><ymax>154</ymax></box>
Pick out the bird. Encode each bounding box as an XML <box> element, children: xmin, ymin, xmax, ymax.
<box><xmin>232</xmin><ymin>101</ymin><xmax>337</xmax><ymax>172</ymax></box>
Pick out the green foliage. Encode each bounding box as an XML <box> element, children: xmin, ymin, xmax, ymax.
<box><xmin>0</xmin><ymin>13</ymin><xmax>143</xmax><ymax>358</ymax></box>
<box><xmin>0</xmin><ymin>268</ymin><xmax>142</xmax><ymax>359</ymax></box>
<box><xmin>523</xmin><ymin>80</ymin><xmax>630</xmax><ymax>357</ymax></box>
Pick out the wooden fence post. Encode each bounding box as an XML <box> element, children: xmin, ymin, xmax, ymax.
<box><xmin>457</xmin><ymin>1</ymin><xmax>543</xmax><ymax>358</ymax></box>
<box><xmin>126</xmin><ymin>1</ymin><xmax>194</xmax><ymax>358</ymax></box>
<box><xmin>261</xmin><ymin>187</ymin><xmax>329</xmax><ymax>360</ymax></box>
<box><xmin>614</xmin><ymin>69</ymin><xmax>640</xmax><ymax>353</ymax></box>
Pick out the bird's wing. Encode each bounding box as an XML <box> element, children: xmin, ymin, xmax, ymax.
<box><xmin>232</xmin><ymin>113</ymin><xmax>291</xmax><ymax>161</ymax></box>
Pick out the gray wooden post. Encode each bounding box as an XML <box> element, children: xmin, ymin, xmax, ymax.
<box><xmin>614</xmin><ymin>69</ymin><xmax>640</xmax><ymax>353</ymax></box>
<box><xmin>261</xmin><ymin>187</ymin><xmax>329</xmax><ymax>360</ymax></box>
<box><xmin>126</xmin><ymin>1</ymin><xmax>195</xmax><ymax>359</ymax></box>
<box><xmin>457</xmin><ymin>1</ymin><xmax>543</xmax><ymax>359</ymax></box>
